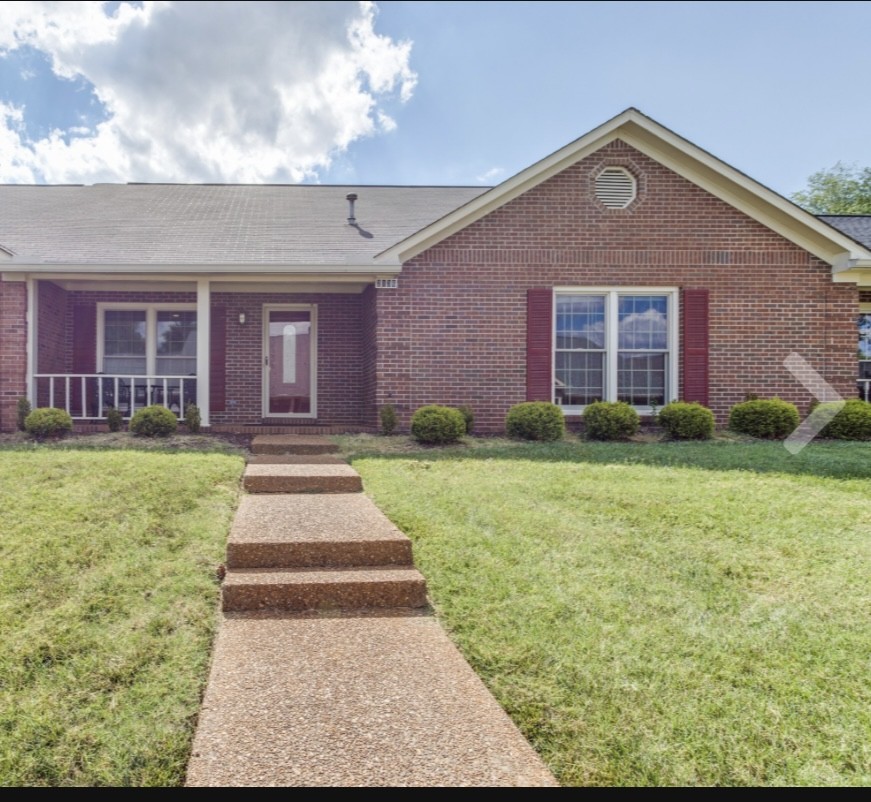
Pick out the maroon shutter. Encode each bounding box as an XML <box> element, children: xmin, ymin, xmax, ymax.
<box><xmin>526</xmin><ymin>288</ymin><xmax>553</xmax><ymax>402</ymax></box>
<box><xmin>72</xmin><ymin>304</ymin><xmax>97</xmax><ymax>373</ymax></box>
<box><xmin>210</xmin><ymin>305</ymin><xmax>227</xmax><ymax>413</ymax></box>
<box><xmin>71</xmin><ymin>304</ymin><xmax>96</xmax><ymax>417</ymax></box>
<box><xmin>681</xmin><ymin>288</ymin><xmax>710</xmax><ymax>406</ymax></box>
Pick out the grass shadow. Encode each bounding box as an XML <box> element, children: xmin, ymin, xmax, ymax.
<box><xmin>339</xmin><ymin>434</ymin><xmax>871</xmax><ymax>482</ymax></box>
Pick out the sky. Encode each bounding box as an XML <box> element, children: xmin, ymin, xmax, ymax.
<box><xmin>0</xmin><ymin>1</ymin><xmax>869</xmax><ymax>198</ymax></box>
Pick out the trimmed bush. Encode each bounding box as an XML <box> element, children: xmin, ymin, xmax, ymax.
<box><xmin>818</xmin><ymin>399</ymin><xmax>871</xmax><ymax>440</ymax></box>
<box><xmin>16</xmin><ymin>397</ymin><xmax>31</xmax><ymax>432</ymax></box>
<box><xmin>129</xmin><ymin>405</ymin><xmax>178</xmax><ymax>437</ymax></box>
<box><xmin>380</xmin><ymin>404</ymin><xmax>398</xmax><ymax>436</ymax></box>
<box><xmin>24</xmin><ymin>407</ymin><xmax>73</xmax><ymax>440</ymax></box>
<box><xmin>583</xmin><ymin>401</ymin><xmax>640</xmax><ymax>441</ymax></box>
<box><xmin>458</xmin><ymin>405</ymin><xmax>475</xmax><ymax>435</ymax></box>
<box><xmin>185</xmin><ymin>403</ymin><xmax>202</xmax><ymax>434</ymax></box>
<box><xmin>505</xmin><ymin>401</ymin><xmax>565</xmax><ymax>442</ymax></box>
<box><xmin>728</xmin><ymin>398</ymin><xmax>799</xmax><ymax>439</ymax></box>
<box><xmin>657</xmin><ymin>401</ymin><xmax>715</xmax><ymax>440</ymax></box>
<box><xmin>106</xmin><ymin>407</ymin><xmax>124</xmax><ymax>433</ymax></box>
<box><xmin>410</xmin><ymin>405</ymin><xmax>466</xmax><ymax>445</ymax></box>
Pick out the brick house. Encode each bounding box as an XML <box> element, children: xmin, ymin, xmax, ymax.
<box><xmin>1</xmin><ymin>109</ymin><xmax>870</xmax><ymax>433</ymax></box>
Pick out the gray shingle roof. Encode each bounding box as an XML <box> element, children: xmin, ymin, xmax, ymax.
<box><xmin>0</xmin><ymin>184</ymin><xmax>489</xmax><ymax>265</ymax></box>
<box><xmin>818</xmin><ymin>215</ymin><xmax>871</xmax><ymax>250</ymax></box>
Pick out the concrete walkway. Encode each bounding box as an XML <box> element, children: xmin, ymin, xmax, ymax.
<box><xmin>185</xmin><ymin>435</ymin><xmax>557</xmax><ymax>787</ymax></box>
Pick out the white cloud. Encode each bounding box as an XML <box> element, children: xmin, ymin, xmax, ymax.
<box><xmin>475</xmin><ymin>166</ymin><xmax>505</xmax><ymax>184</ymax></box>
<box><xmin>0</xmin><ymin>1</ymin><xmax>416</xmax><ymax>183</ymax></box>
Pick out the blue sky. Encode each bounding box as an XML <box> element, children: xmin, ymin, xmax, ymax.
<box><xmin>0</xmin><ymin>1</ymin><xmax>869</xmax><ymax>197</ymax></box>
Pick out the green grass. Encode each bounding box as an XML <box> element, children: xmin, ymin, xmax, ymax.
<box><xmin>0</xmin><ymin>447</ymin><xmax>244</xmax><ymax>786</ymax></box>
<box><xmin>341</xmin><ymin>435</ymin><xmax>871</xmax><ymax>786</ymax></box>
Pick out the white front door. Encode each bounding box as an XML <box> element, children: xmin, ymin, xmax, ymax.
<box><xmin>262</xmin><ymin>305</ymin><xmax>317</xmax><ymax>418</ymax></box>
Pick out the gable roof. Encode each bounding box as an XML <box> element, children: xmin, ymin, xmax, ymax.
<box><xmin>818</xmin><ymin>215</ymin><xmax>871</xmax><ymax>250</ymax></box>
<box><xmin>0</xmin><ymin>184</ymin><xmax>487</xmax><ymax>267</ymax></box>
<box><xmin>376</xmin><ymin>108</ymin><xmax>871</xmax><ymax>270</ymax></box>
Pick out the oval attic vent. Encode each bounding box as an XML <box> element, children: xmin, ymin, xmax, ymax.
<box><xmin>595</xmin><ymin>167</ymin><xmax>636</xmax><ymax>208</ymax></box>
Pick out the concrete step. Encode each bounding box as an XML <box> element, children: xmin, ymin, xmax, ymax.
<box><xmin>250</xmin><ymin>434</ymin><xmax>340</xmax><ymax>456</ymax></box>
<box><xmin>221</xmin><ymin>566</ymin><xmax>428</xmax><ymax>612</ymax></box>
<box><xmin>227</xmin><ymin>494</ymin><xmax>414</xmax><ymax>569</ymax></box>
<box><xmin>247</xmin><ymin>454</ymin><xmax>347</xmax><ymax>465</ymax></box>
<box><xmin>243</xmin><ymin>463</ymin><xmax>362</xmax><ymax>494</ymax></box>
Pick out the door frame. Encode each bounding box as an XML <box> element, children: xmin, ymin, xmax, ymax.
<box><xmin>261</xmin><ymin>304</ymin><xmax>318</xmax><ymax>419</ymax></box>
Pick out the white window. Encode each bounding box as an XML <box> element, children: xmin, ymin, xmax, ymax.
<box><xmin>98</xmin><ymin>304</ymin><xmax>197</xmax><ymax>377</ymax></box>
<box><xmin>554</xmin><ymin>289</ymin><xmax>678</xmax><ymax>412</ymax></box>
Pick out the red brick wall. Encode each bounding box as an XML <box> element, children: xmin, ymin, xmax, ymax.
<box><xmin>374</xmin><ymin>140</ymin><xmax>859</xmax><ymax>431</ymax></box>
<box><xmin>0</xmin><ymin>279</ymin><xmax>26</xmax><ymax>431</ymax></box>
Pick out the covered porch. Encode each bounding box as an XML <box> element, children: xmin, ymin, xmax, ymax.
<box><xmin>24</xmin><ymin>272</ymin><xmax>383</xmax><ymax>429</ymax></box>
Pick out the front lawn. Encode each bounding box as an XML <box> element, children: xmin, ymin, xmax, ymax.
<box><xmin>343</xmin><ymin>436</ymin><xmax>871</xmax><ymax>786</ymax></box>
<box><xmin>0</xmin><ymin>446</ymin><xmax>244</xmax><ymax>786</ymax></box>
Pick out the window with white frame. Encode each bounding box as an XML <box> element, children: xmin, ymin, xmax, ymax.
<box><xmin>554</xmin><ymin>289</ymin><xmax>677</xmax><ymax>410</ymax></box>
<box><xmin>99</xmin><ymin>305</ymin><xmax>197</xmax><ymax>376</ymax></box>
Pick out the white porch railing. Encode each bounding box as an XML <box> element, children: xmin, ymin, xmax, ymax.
<box><xmin>33</xmin><ymin>374</ymin><xmax>197</xmax><ymax>420</ymax></box>
<box><xmin>859</xmin><ymin>379</ymin><xmax>871</xmax><ymax>403</ymax></box>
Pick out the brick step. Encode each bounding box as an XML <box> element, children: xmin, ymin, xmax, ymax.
<box><xmin>221</xmin><ymin>566</ymin><xmax>428</xmax><ymax>612</ymax></box>
<box><xmin>250</xmin><ymin>434</ymin><xmax>340</xmax><ymax>456</ymax></box>
<box><xmin>243</xmin><ymin>463</ymin><xmax>362</xmax><ymax>494</ymax></box>
<box><xmin>247</xmin><ymin>454</ymin><xmax>347</xmax><ymax>465</ymax></box>
<box><xmin>227</xmin><ymin>495</ymin><xmax>413</xmax><ymax>569</ymax></box>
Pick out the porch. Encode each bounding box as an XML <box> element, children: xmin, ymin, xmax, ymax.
<box><xmin>24</xmin><ymin>275</ymin><xmax>382</xmax><ymax>429</ymax></box>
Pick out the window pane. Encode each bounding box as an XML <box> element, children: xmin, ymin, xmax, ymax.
<box><xmin>104</xmin><ymin>310</ymin><xmax>146</xmax><ymax>357</ymax></box>
<box><xmin>618</xmin><ymin>295</ymin><xmax>668</xmax><ymax>350</ymax></box>
<box><xmin>859</xmin><ymin>314</ymin><xmax>871</xmax><ymax>360</ymax></box>
<box><xmin>556</xmin><ymin>295</ymin><xmax>605</xmax><ymax>350</ymax></box>
<box><xmin>555</xmin><ymin>351</ymin><xmax>605</xmax><ymax>406</ymax></box>
<box><xmin>104</xmin><ymin>311</ymin><xmax>146</xmax><ymax>374</ymax></box>
<box><xmin>157</xmin><ymin>311</ymin><xmax>197</xmax><ymax>357</ymax></box>
<box><xmin>157</xmin><ymin>311</ymin><xmax>197</xmax><ymax>376</ymax></box>
<box><xmin>617</xmin><ymin>353</ymin><xmax>666</xmax><ymax>407</ymax></box>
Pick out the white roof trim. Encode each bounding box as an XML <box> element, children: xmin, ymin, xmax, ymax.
<box><xmin>0</xmin><ymin>261</ymin><xmax>401</xmax><ymax>275</ymax></box>
<box><xmin>375</xmin><ymin>108</ymin><xmax>871</xmax><ymax>268</ymax></box>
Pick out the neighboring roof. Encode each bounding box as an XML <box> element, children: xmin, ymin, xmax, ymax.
<box><xmin>0</xmin><ymin>184</ymin><xmax>488</xmax><ymax>266</ymax></box>
<box><xmin>818</xmin><ymin>215</ymin><xmax>871</xmax><ymax>250</ymax></box>
<box><xmin>377</xmin><ymin>108</ymin><xmax>871</xmax><ymax>270</ymax></box>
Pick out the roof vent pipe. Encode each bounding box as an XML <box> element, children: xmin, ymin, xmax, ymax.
<box><xmin>346</xmin><ymin>193</ymin><xmax>358</xmax><ymax>225</ymax></box>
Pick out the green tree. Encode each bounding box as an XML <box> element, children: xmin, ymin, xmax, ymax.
<box><xmin>791</xmin><ymin>162</ymin><xmax>871</xmax><ymax>214</ymax></box>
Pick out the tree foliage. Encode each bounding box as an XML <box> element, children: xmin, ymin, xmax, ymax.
<box><xmin>791</xmin><ymin>162</ymin><xmax>871</xmax><ymax>214</ymax></box>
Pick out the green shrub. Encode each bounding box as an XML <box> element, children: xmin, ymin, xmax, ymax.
<box><xmin>129</xmin><ymin>405</ymin><xmax>178</xmax><ymax>437</ymax></box>
<box><xmin>728</xmin><ymin>398</ymin><xmax>799</xmax><ymax>439</ymax></box>
<box><xmin>505</xmin><ymin>402</ymin><xmax>565</xmax><ymax>442</ymax></box>
<box><xmin>185</xmin><ymin>403</ymin><xmax>202</xmax><ymax>434</ymax></box>
<box><xmin>458</xmin><ymin>405</ymin><xmax>475</xmax><ymax>435</ymax></box>
<box><xmin>24</xmin><ymin>407</ymin><xmax>73</xmax><ymax>440</ymax></box>
<box><xmin>583</xmin><ymin>401</ymin><xmax>640</xmax><ymax>441</ymax></box>
<box><xmin>657</xmin><ymin>401</ymin><xmax>715</xmax><ymax>440</ymax></box>
<box><xmin>380</xmin><ymin>404</ymin><xmax>398</xmax><ymax>436</ymax></box>
<box><xmin>818</xmin><ymin>399</ymin><xmax>871</xmax><ymax>440</ymax></box>
<box><xmin>106</xmin><ymin>407</ymin><xmax>124</xmax><ymax>433</ymax></box>
<box><xmin>16</xmin><ymin>397</ymin><xmax>31</xmax><ymax>432</ymax></box>
<box><xmin>410</xmin><ymin>405</ymin><xmax>466</xmax><ymax>445</ymax></box>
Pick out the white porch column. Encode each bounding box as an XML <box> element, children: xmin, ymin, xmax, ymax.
<box><xmin>196</xmin><ymin>279</ymin><xmax>211</xmax><ymax>427</ymax></box>
<box><xmin>25</xmin><ymin>276</ymin><xmax>37</xmax><ymax>404</ymax></box>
